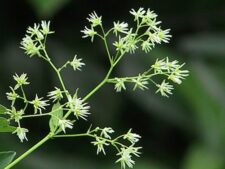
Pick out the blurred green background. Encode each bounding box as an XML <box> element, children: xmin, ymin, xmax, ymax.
<box><xmin>1</xmin><ymin>0</ymin><xmax>225</xmax><ymax>169</ymax></box>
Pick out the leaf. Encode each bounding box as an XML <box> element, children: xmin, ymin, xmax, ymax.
<box><xmin>0</xmin><ymin>117</ymin><xmax>16</xmax><ymax>133</ymax></box>
<box><xmin>49</xmin><ymin>102</ymin><xmax>63</xmax><ymax>133</ymax></box>
<box><xmin>0</xmin><ymin>151</ymin><xmax>16</xmax><ymax>168</ymax></box>
<box><xmin>0</xmin><ymin>104</ymin><xmax>7</xmax><ymax>114</ymax></box>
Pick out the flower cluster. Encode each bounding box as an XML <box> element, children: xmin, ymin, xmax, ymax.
<box><xmin>20</xmin><ymin>21</ymin><xmax>54</xmax><ymax>57</ymax></box>
<box><xmin>107</xmin><ymin>57</ymin><xmax>189</xmax><ymax>97</ymax></box>
<box><xmin>81</xmin><ymin>11</ymin><xmax>102</xmax><ymax>42</ymax></box>
<box><xmin>89</xmin><ymin>127</ymin><xmax>141</xmax><ymax>169</ymax></box>
<box><xmin>1</xmin><ymin>7</ymin><xmax>189</xmax><ymax>169</ymax></box>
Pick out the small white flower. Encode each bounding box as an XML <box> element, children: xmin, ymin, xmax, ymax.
<box><xmin>116</xmin><ymin>146</ymin><xmax>141</xmax><ymax>169</ymax></box>
<box><xmin>41</xmin><ymin>21</ymin><xmax>54</xmax><ymax>35</ymax></box>
<box><xmin>124</xmin><ymin>32</ymin><xmax>138</xmax><ymax>54</ymax></box>
<box><xmin>87</xmin><ymin>11</ymin><xmax>102</xmax><ymax>27</ymax></box>
<box><xmin>31</xmin><ymin>94</ymin><xmax>49</xmax><ymax>114</ymax></box>
<box><xmin>70</xmin><ymin>55</ymin><xmax>85</xmax><ymax>71</ymax></box>
<box><xmin>156</xmin><ymin>80</ymin><xmax>174</xmax><ymax>97</ymax></box>
<box><xmin>6</xmin><ymin>87</ymin><xmax>18</xmax><ymax>101</ymax></box>
<box><xmin>168</xmin><ymin>69</ymin><xmax>189</xmax><ymax>84</ymax></box>
<box><xmin>13</xmin><ymin>73</ymin><xmax>30</xmax><ymax>90</ymax></box>
<box><xmin>13</xmin><ymin>127</ymin><xmax>29</xmax><ymax>142</ymax></box>
<box><xmin>145</xmin><ymin>9</ymin><xmax>158</xmax><ymax>19</ymax></box>
<box><xmin>113</xmin><ymin>36</ymin><xmax>127</xmax><ymax>53</ymax></box>
<box><xmin>148</xmin><ymin>32</ymin><xmax>161</xmax><ymax>44</ymax></box>
<box><xmin>81</xmin><ymin>26</ymin><xmax>97</xmax><ymax>42</ymax></box>
<box><xmin>67</xmin><ymin>95</ymin><xmax>90</xmax><ymax>120</ymax></box>
<box><xmin>59</xmin><ymin>119</ymin><xmax>73</xmax><ymax>133</ymax></box>
<box><xmin>132</xmin><ymin>74</ymin><xmax>148</xmax><ymax>90</ymax></box>
<box><xmin>113</xmin><ymin>21</ymin><xmax>129</xmax><ymax>36</ymax></box>
<box><xmin>27</xmin><ymin>23</ymin><xmax>43</xmax><ymax>39</ymax></box>
<box><xmin>141</xmin><ymin>40</ymin><xmax>153</xmax><ymax>53</ymax></box>
<box><xmin>165</xmin><ymin>57</ymin><xmax>180</xmax><ymax>72</ymax></box>
<box><xmin>91</xmin><ymin>137</ymin><xmax>109</xmax><ymax>155</ymax></box>
<box><xmin>114</xmin><ymin>78</ymin><xmax>126</xmax><ymax>92</ymax></box>
<box><xmin>151</xmin><ymin>58</ymin><xmax>166</xmax><ymax>73</ymax></box>
<box><xmin>157</xmin><ymin>29</ymin><xmax>172</xmax><ymax>43</ymax></box>
<box><xmin>100</xmin><ymin>127</ymin><xmax>114</xmax><ymax>139</ymax></box>
<box><xmin>123</xmin><ymin>129</ymin><xmax>141</xmax><ymax>144</ymax></box>
<box><xmin>48</xmin><ymin>87</ymin><xmax>63</xmax><ymax>102</ymax></box>
<box><xmin>20</xmin><ymin>35</ymin><xmax>40</xmax><ymax>57</ymax></box>
<box><xmin>130</xmin><ymin>8</ymin><xmax>146</xmax><ymax>21</ymax></box>
<box><xmin>10</xmin><ymin>107</ymin><xmax>24</xmax><ymax>123</ymax></box>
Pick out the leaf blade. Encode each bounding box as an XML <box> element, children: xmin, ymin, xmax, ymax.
<box><xmin>49</xmin><ymin>102</ymin><xmax>63</xmax><ymax>133</ymax></box>
<box><xmin>0</xmin><ymin>151</ymin><xmax>16</xmax><ymax>168</ymax></box>
<box><xmin>0</xmin><ymin>104</ymin><xmax>7</xmax><ymax>114</ymax></box>
<box><xmin>0</xmin><ymin>117</ymin><xmax>16</xmax><ymax>133</ymax></box>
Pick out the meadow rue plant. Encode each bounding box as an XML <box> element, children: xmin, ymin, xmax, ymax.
<box><xmin>0</xmin><ymin>7</ymin><xmax>189</xmax><ymax>169</ymax></box>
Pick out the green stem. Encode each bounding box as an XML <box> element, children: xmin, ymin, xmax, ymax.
<box><xmin>22</xmin><ymin>113</ymin><xmax>50</xmax><ymax>118</ymax></box>
<box><xmin>100</xmin><ymin>25</ymin><xmax>113</xmax><ymax>65</ymax></box>
<box><xmin>83</xmin><ymin>65</ymin><xmax>114</xmax><ymax>102</ymax></box>
<box><xmin>4</xmin><ymin>134</ymin><xmax>52</xmax><ymax>169</ymax></box>
<box><xmin>42</xmin><ymin>46</ymin><xmax>68</xmax><ymax>96</ymax></box>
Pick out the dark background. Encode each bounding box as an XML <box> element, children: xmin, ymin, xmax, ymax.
<box><xmin>1</xmin><ymin>0</ymin><xmax>225</xmax><ymax>169</ymax></box>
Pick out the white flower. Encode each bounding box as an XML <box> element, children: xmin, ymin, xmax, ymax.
<box><xmin>6</xmin><ymin>87</ymin><xmax>18</xmax><ymax>101</ymax></box>
<box><xmin>67</xmin><ymin>95</ymin><xmax>90</xmax><ymax>120</ymax></box>
<box><xmin>81</xmin><ymin>26</ymin><xmax>97</xmax><ymax>42</ymax></box>
<box><xmin>130</xmin><ymin>8</ymin><xmax>146</xmax><ymax>21</ymax></box>
<box><xmin>168</xmin><ymin>69</ymin><xmax>189</xmax><ymax>84</ymax></box>
<box><xmin>48</xmin><ymin>87</ymin><xmax>63</xmax><ymax>102</ymax></box>
<box><xmin>87</xmin><ymin>11</ymin><xmax>102</xmax><ymax>27</ymax></box>
<box><xmin>31</xmin><ymin>94</ymin><xmax>49</xmax><ymax>114</ymax></box>
<box><xmin>145</xmin><ymin>9</ymin><xmax>158</xmax><ymax>19</ymax></box>
<box><xmin>41</xmin><ymin>21</ymin><xmax>54</xmax><ymax>35</ymax></box>
<box><xmin>27</xmin><ymin>23</ymin><xmax>43</xmax><ymax>39</ymax></box>
<box><xmin>13</xmin><ymin>73</ymin><xmax>30</xmax><ymax>90</ymax></box>
<box><xmin>113</xmin><ymin>36</ymin><xmax>127</xmax><ymax>53</ymax></box>
<box><xmin>148</xmin><ymin>32</ymin><xmax>161</xmax><ymax>44</ymax></box>
<box><xmin>132</xmin><ymin>74</ymin><xmax>148</xmax><ymax>90</ymax></box>
<box><xmin>113</xmin><ymin>21</ymin><xmax>129</xmax><ymax>36</ymax></box>
<box><xmin>70</xmin><ymin>55</ymin><xmax>85</xmax><ymax>71</ymax></box>
<box><xmin>157</xmin><ymin>29</ymin><xmax>172</xmax><ymax>43</ymax></box>
<box><xmin>20</xmin><ymin>35</ymin><xmax>40</xmax><ymax>57</ymax></box>
<box><xmin>165</xmin><ymin>57</ymin><xmax>180</xmax><ymax>72</ymax></box>
<box><xmin>114</xmin><ymin>78</ymin><xmax>126</xmax><ymax>92</ymax></box>
<box><xmin>151</xmin><ymin>58</ymin><xmax>166</xmax><ymax>73</ymax></box>
<box><xmin>141</xmin><ymin>40</ymin><xmax>153</xmax><ymax>53</ymax></box>
<box><xmin>59</xmin><ymin>119</ymin><xmax>73</xmax><ymax>133</ymax></box>
<box><xmin>124</xmin><ymin>31</ymin><xmax>138</xmax><ymax>54</ymax></box>
<box><xmin>10</xmin><ymin>108</ymin><xmax>24</xmax><ymax>123</ymax></box>
<box><xmin>91</xmin><ymin>137</ymin><xmax>109</xmax><ymax>155</ymax></box>
<box><xmin>13</xmin><ymin>127</ymin><xmax>29</xmax><ymax>142</ymax></box>
<box><xmin>100</xmin><ymin>127</ymin><xmax>114</xmax><ymax>139</ymax></box>
<box><xmin>156</xmin><ymin>80</ymin><xmax>174</xmax><ymax>97</ymax></box>
<box><xmin>123</xmin><ymin>129</ymin><xmax>141</xmax><ymax>144</ymax></box>
<box><xmin>116</xmin><ymin>146</ymin><xmax>141</xmax><ymax>169</ymax></box>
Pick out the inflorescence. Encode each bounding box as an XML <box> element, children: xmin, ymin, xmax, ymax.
<box><xmin>2</xmin><ymin>7</ymin><xmax>189</xmax><ymax>169</ymax></box>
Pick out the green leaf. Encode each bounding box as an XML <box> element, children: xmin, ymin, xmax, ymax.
<box><xmin>0</xmin><ymin>151</ymin><xmax>16</xmax><ymax>168</ymax></box>
<box><xmin>49</xmin><ymin>102</ymin><xmax>63</xmax><ymax>133</ymax></box>
<box><xmin>0</xmin><ymin>117</ymin><xmax>16</xmax><ymax>133</ymax></box>
<box><xmin>0</xmin><ymin>104</ymin><xmax>7</xmax><ymax>114</ymax></box>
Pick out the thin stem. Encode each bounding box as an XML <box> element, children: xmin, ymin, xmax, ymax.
<box><xmin>54</xmin><ymin>133</ymin><xmax>125</xmax><ymax>148</ymax></box>
<box><xmin>4</xmin><ymin>134</ymin><xmax>52</xmax><ymax>169</ymax></box>
<box><xmin>41</xmin><ymin>44</ymin><xmax>68</xmax><ymax>97</ymax></box>
<box><xmin>22</xmin><ymin>113</ymin><xmax>50</xmax><ymax>118</ymax></box>
<box><xmin>83</xmin><ymin>65</ymin><xmax>114</xmax><ymax>102</ymax></box>
<box><xmin>100</xmin><ymin>25</ymin><xmax>113</xmax><ymax>65</ymax></box>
